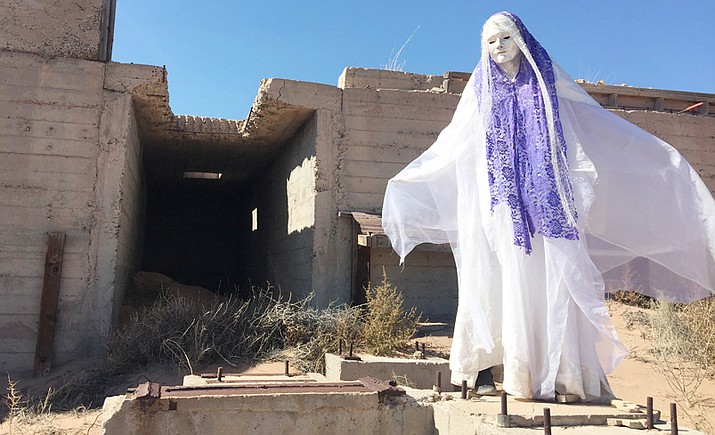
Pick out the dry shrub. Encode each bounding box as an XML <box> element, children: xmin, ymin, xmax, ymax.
<box><xmin>4</xmin><ymin>280</ymin><xmax>420</xmax><ymax>415</ymax></box>
<box><xmin>608</xmin><ymin>290</ymin><xmax>653</xmax><ymax>308</ymax></box>
<box><xmin>649</xmin><ymin>300</ymin><xmax>711</xmax><ymax>405</ymax></box>
<box><xmin>363</xmin><ymin>270</ymin><xmax>420</xmax><ymax>356</ymax></box>
<box><xmin>679</xmin><ymin>296</ymin><xmax>715</xmax><ymax>369</ymax></box>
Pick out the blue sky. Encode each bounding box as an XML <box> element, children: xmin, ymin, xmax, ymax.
<box><xmin>113</xmin><ymin>1</ymin><xmax>715</xmax><ymax>120</ymax></box>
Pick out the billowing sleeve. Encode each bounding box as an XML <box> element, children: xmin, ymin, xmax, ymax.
<box><xmin>382</xmin><ymin>81</ymin><xmax>480</xmax><ymax>263</ymax></box>
<box><xmin>554</xmin><ymin>62</ymin><xmax>715</xmax><ymax>303</ymax></box>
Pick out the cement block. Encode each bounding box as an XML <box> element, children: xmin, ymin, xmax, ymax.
<box><xmin>324</xmin><ymin>352</ymin><xmax>450</xmax><ymax>390</ymax></box>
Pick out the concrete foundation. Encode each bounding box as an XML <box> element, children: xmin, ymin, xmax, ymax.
<box><xmin>101</xmin><ymin>369</ymin><xmax>704</xmax><ymax>435</ymax></box>
<box><xmin>325</xmin><ymin>352</ymin><xmax>451</xmax><ymax>390</ymax></box>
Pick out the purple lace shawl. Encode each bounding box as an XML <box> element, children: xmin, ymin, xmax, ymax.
<box><xmin>477</xmin><ymin>12</ymin><xmax>578</xmax><ymax>254</ymax></box>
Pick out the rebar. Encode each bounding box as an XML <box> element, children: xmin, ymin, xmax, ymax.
<box><xmin>543</xmin><ymin>407</ymin><xmax>552</xmax><ymax>435</ymax></box>
<box><xmin>646</xmin><ymin>396</ymin><xmax>654</xmax><ymax>429</ymax></box>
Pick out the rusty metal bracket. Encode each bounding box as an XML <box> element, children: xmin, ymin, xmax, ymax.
<box><xmin>359</xmin><ymin>377</ymin><xmax>405</xmax><ymax>398</ymax></box>
<box><xmin>134</xmin><ymin>381</ymin><xmax>161</xmax><ymax>400</ymax></box>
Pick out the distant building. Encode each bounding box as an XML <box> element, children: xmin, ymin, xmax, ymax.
<box><xmin>1</xmin><ymin>0</ymin><xmax>714</xmax><ymax>373</ymax></box>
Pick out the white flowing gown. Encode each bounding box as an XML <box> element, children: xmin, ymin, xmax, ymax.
<box><xmin>382</xmin><ymin>63</ymin><xmax>715</xmax><ymax>401</ymax></box>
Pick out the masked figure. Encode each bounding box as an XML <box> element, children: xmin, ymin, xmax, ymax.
<box><xmin>382</xmin><ymin>11</ymin><xmax>715</xmax><ymax>401</ymax></box>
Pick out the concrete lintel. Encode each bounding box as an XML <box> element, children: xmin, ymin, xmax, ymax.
<box><xmin>257</xmin><ymin>78</ymin><xmax>342</xmax><ymax>112</ymax></box>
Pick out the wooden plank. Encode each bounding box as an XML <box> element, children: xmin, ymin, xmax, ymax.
<box><xmin>33</xmin><ymin>232</ymin><xmax>65</xmax><ymax>376</ymax></box>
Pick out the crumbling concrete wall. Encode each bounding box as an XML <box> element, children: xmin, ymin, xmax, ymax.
<box><xmin>0</xmin><ymin>0</ymin><xmax>114</xmax><ymax>61</ymax></box>
<box><xmin>0</xmin><ymin>48</ymin><xmax>156</xmax><ymax>372</ymax></box>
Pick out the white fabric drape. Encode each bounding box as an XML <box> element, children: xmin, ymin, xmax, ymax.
<box><xmin>382</xmin><ymin>63</ymin><xmax>715</xmax><ymax>400</ymax></box>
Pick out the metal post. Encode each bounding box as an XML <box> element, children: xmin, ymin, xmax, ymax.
<box><xmin>415</xmin><ymin>341</ymin><xmax>420</xmax><ymax>351</ymax></box>
<box><xmin>216</xmin><ymin>366</ymin><xmax>223</xmax><ymax>382</ymax></box>
<box><xmin>437</xmin><ymin>371</ymin><xmax>442</xmax><ymax>389</ymax></box>
<box><xmin>543</xmin><ymin>408</ymin><xmax>552</xmax><ymax>435</ymax></box>
<box><xmin>670</xmin><ymin>403</ymin><xmax>678</xmax><ymax>435</ymax></box>
<box><xmin>349</xmin><ymin>342</ymin><xmax>354</xmax><ymax>358</ymax></box>
<box><xmin>646</xmin><ymin>396</ymin><xmax>654</xmax><ymax>429</ymax></box>
<box><xmin>421</xmin><ymin>343</ymin><xmax>426</xmax><ymax>358</ymax></box>
<box><xmin>338</xmin><ymin>340</ymin><xmax>343</xmax><ymax>355</ymax></box>
<box><xmin>461</xmin><ymin>380</ymin><xmax>467</xmax><ymax>399</ymax></box>
<box><xmin>284</xmin><ymin>360</ymin><xmax>290</xmax><ymax>376</ymax></box>
<box><xmin>501</xmin><ymin>391</ymin><xmax>508</xmax><ymax>416</ymax></box>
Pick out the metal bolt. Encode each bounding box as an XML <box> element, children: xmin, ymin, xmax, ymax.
<box><xmin>500</xmin><ymin>391</ymin><xmax>508</xmax><ymax>416</ymax></box>
<box><xmin>285</xmin><ymin>360</ymin><xmax>290</xmax><ymax>376</ymax></box>
<box><xmin>437</xmin><ymin>371</ymin><xmax>442</xmax><ymax>389</ymax></box>
<box><xmin>646</xmin><ymin>396</ymin><xmax>654</xmax><ymax>429</ymax></box>
<box><xmin>543</xmin><ymin>408</ymin><xmax>552</xmax><ymax>435</ymax></box>
<box><xmin>216</xmin><ymin>366</ymin><xmax>223</xmax><ymax>382</ymax></box>
<box><xmin>671</xmin><ymin>402</ymin><xmax>678</xmax><ymax>435</ymax></box>
<box><xmin>461</xmin><ymin>380</ymin><xmax>467</xmax><ymax>399</ymax></box>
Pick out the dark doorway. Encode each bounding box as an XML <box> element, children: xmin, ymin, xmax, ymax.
<box><xmin>141</xmin><ymin>177</ymin><xmax>244</xmax><ymax>294</ymax></box>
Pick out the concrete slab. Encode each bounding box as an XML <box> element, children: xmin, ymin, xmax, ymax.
<box><xmin>101</xmin><ymin>369</ymin><xmax>705</xmax><ymax>435</ymax></box>
<box><xmin>324</xmin><ymin>352</ymin><xmax>451</xmax><ymax>390</ymax></box>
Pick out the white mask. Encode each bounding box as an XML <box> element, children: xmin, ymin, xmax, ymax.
<box><xmin>482</xmin><ymin>17</ymin><xmax>522</xmax><ymax>78</ymax></box>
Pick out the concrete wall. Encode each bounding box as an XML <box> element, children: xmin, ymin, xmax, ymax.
<box><xmin>0</xmin><ymin>0</ymin><xmax>114</xmax><ymax>61</ymax></box>
<box><xmin>244</xmin><ymin>116</ymin><xmax>319</xmax><ymax>300</ymax></box>
<box><xmin>0</xmin><ymin>49</ymin><xmax>155</xmax><ymax>372</ymax></box>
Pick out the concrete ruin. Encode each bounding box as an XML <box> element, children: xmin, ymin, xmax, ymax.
<box><xmin>1</xmin><ymin>0</ymin><xmax>715</xmax><ymax>373</ymax></box>
<box><xmin>100</xmin><ymin>365</ymin><xmax>699</xmax><ymax>434</ymax></box>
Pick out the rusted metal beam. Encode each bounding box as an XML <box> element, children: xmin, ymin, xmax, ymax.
<box><xmin>135</xmin><ymin>382</ymin><xmax>162</xmax><ymax>400</ymax></box>
<box><xmin>358</xmin><ymin>377</ymin><xmax>405</xmax><ymax>398</ymax></box>
<box><xmin>33</xmin><ymin>232</ymin><xmax>66</xmax><ymax>377</ymax></box>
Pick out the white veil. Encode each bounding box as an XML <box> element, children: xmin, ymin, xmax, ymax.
<box><xmin>383</xmin><ymin>12</ymin><xmax>715</xmax><ymax>305</ymax></box>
